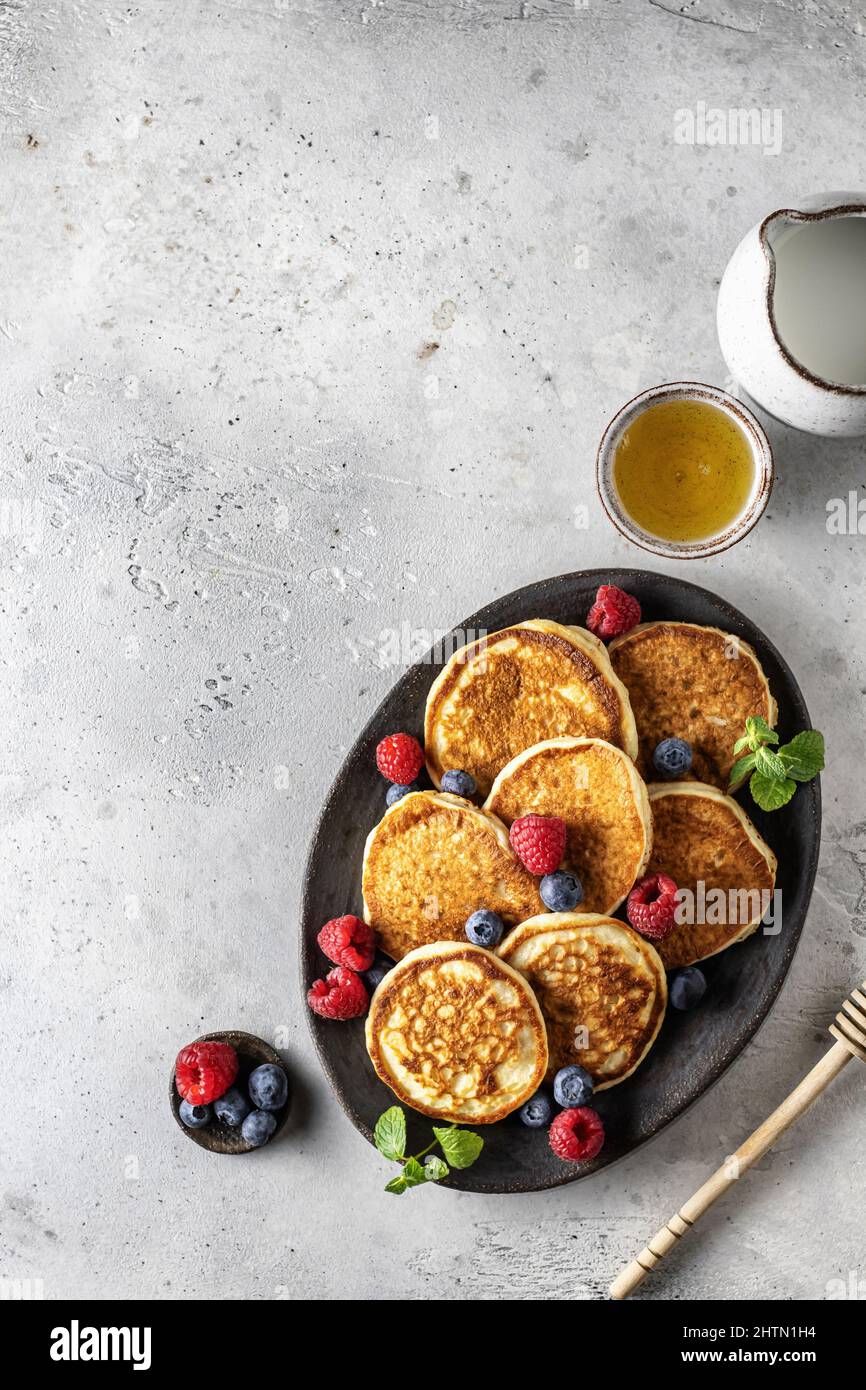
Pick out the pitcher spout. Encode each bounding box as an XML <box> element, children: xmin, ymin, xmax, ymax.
<box><xmin>760</xmin><ymin>193</ymin><xmax>866</xmax><ymax>257</ymax></box>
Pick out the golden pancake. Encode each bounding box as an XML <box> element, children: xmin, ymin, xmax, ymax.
<box><xmin>609</xmin><ymin>621</ymin><xmax>776</xmax><ymax>790</ymax></box>
<box><xmin>647</xmin><ymin>782</ymin><xmax>778</xmax><ymax>968</ymax></box>
<box><xmin>362</xmin><ymin>791</ymin><xmax>542</xmax><ymax>961</ymax></box>
<box><xmin>365</xmin><ymin>941</ymin><xmax>548</xmax><ymax>1123</ymax></box>
<box><xmin>484</xmin><ymin>737</ymin><xmax>652</xmax><ymax>915</ymax></box>
<box><xmin>498</xmin><ymin>913</ymin><xmax>667</xmax><ymax>1088</ymax></box>
<box><xmin>425</xmin><ymin>619</ymin><xmax>638</xmax><ymax>799</ymax></box>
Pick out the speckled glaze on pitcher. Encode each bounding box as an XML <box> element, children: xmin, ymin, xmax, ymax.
<box><xmin>717</xmin><ymin>192</ymin><xmax>866</xmax><ymax>436</ymax></box>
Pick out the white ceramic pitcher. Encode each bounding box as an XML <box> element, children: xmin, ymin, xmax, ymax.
<box><xmin>717</xmin><ymin>192</ymin><xmax>866</xmax><ymax>436</ymax></box>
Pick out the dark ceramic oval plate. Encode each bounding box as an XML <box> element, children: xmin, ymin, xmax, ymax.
<box><xmin>301</xmin><ymin>570</ymin><xmax>820</xmax><ymax>1193</ymax></box>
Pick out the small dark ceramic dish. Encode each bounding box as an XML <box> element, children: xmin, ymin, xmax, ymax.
<box><xmin>301</xmin><ymin>570</ymin><xmax>821</xmax><ymax>1193</ymax></box>
<box><xmin>169</xmin><ymin>1030</ymin><xmax>291</xmax><ymax>1154</ymax></box>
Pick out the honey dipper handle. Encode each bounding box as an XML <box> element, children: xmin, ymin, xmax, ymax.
<box><xmin>609</xmin><ymin>1040</ymin><xmax>853</xmax><ymax>1300</ymax></box>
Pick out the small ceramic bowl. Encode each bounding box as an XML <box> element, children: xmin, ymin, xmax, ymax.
<box><xmin>170</xmin><ymin>1030</ymin><xmax>292</xmax><ymax>1154</ymax></box>
<box><xmin>595</xmin><ymin>381</ymin><xmax>774</xmax><ymax>559</ymax></box>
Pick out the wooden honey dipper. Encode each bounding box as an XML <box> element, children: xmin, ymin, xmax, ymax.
<box><xmin>610</xmin><ymin>980</ymin><xmax>866</xmax><ymax>1300</ymax></box>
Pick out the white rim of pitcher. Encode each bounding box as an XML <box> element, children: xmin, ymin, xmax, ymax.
<box><xmin>595</xmin><ymin>381</ymin><xmax>775</xmax><ymax>560</ymax></box>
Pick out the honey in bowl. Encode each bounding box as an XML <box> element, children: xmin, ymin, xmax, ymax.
<box><xmin>612</xmin><ymin>398</ymin><xmax>756</xmax><ymax>544</ymax></box>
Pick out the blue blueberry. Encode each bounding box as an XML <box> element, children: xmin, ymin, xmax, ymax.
<box><xmin>465</xmin><ymin>908</ymin><xmax>504</xmax><ymax>949</ymax></box>
<box><xmin>241</xmin><ymin>1109</ymin><xmax>277</xmax><ymax>1148</ymax></box>
<box><xmin>540</xmin><ymin>870</ymin><xmax>584</xmax><ymax>912</ymax></box>
<box><xmin>213</xmin><ymin>1086</ymin><xmax>250</xmax><ymax>1128</ymax></box>
<box><xmin>440</xmin><ymin>769</ymin><xmax>477</xmax><ymax>798</ymax></box>
<box><xmin>553</xmin><ymin>1064</ymin><xmax>594</xmax><ymax>1109</ymax></box>
<box><xmin>652</xmin><ymin>737</ymin><xmax>693</xmax><ymax>778</ymax></box>
<box><xmin>248</xmin><ymin>1064</ymin><xmax>288</xmax><ymax>1112</ymax></box>
<box><xmin>364</xmin><ymin>955</ymin><xmax>394</xmax><ymax>994</ymax></box>
<box><xmin>179</xmin><ymin>1100</ymin><xmax>212</xmax><ymax>1130</ymax></box>
<box><xmin>669</xmin><ymin>966</ymin><xmax>707</xmax><ymax>1011</ymax></box>
<box><xmin>386</xmin><ymin>781</ymin><xmax>419</xmax><ymax>807</ymax></box>
<box><xmin>518</xmin><ymin>1091</ymin><xmax>553</xmax><ymax>1128</ymax></box>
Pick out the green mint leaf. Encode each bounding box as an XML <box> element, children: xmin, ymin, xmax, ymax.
<box><xmin>374</xmin><ymin>1106</ymin><xmax>406</xmax><ymax>1162</ymax></box>
<box><xmin>432</xmin><ymin>1126</ymin><xmax>484</xmax><ymax>1169</ymax></box>
<box><xmin>732</xmin><ymin>734</ymin><xmax>753</xmax><ymax>756</ymax></box>
<box><xmin>755</xmin><ymin>745</ymin><xmax>788</xmax><ymax>779</ymax></box>
<box><xmin>423</xmin><ymin>1154</ymin><xmax>449</xmax><ymax>1182</ymax></box>
<box><xmin>750</xmin><ymin>770</ymin><xmax>797</xmax><ymax>812</ymax></box>
<box><xmin>745</xmin><ymin>715</ymin><xmax>779</xmax><ymax>749</ymax></box>
<box><xmin>728</xmin><ymin>752</ymin><xmax>756</xmax><ymax>789</ymax></box>
<box><xmin>384</xmin><ymin>1173</ymin><xmax>408</xmax><ymax>1195</ymax></box>
<box><xmin>778</xmin><ymin>730</ymin><xmax>825</xmax><ymax>782</ymax></box>
<box><xmin>402</xmin><ymin>1156</ymin><xmax>427</xmax><ymax>1188</ymax></box>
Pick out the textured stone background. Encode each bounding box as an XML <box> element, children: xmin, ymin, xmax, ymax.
<box><xmin>3</xmin><ymin>0</ymin><xmax>866</xmax><ymax>1301</ymax></box>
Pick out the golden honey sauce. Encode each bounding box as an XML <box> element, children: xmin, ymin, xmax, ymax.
<box><xmin>612</xmin><ymin>399</ymin><xmax>755</xmax><ymax>543</ymax></box>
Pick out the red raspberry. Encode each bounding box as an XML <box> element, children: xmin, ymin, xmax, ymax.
<box><xmin>509</xmin><ymin>814</ymin><xmax>566</xmax><ymax>876</ymax></box>
<box><xmin>586</xmin><ymin>584</ymin><xmax>641</xmax><ymax>641</ymax></box>
<box><xmin>175</xmin><ymin>1040</ymin><xmax>238</xmax><ymax>1106</ymax></box>
<box><xmin>549</xmin><ymin>1106</ymin><xmax>605</xmax><ymax>1163</ymax></box>
<box><xmin>317</xmin><ymin>914</ymin><xmax>376</xmax><ymax>972</ymax></box>
<box><xmin>376</xmin><ymin>733</ymin><xmax>425</xmax><ymax>784</ymax></box>
<box><xmin>307</xmin><ymin>966</ymin><xmax>368</xmax><ymax>1020</ymax></box>
<box><xmin>627</xmin><ymin>872</ymin><xmax>679</xmax><ymax>941</ymax></box>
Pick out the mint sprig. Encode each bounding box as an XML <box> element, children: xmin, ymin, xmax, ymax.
<box><xmin>373</xmin><ymin>1105</ymin><xmax>406</xmax><ymax>1161</ymax></box>
<box><xmin>432</xmin><ymin>1125</ymin><xmax>484</xmax><ymax>1169</ymax></box>
<box><xmin>729</xmin><ymin>718</ymin><xmax>824</xmax><ymax>812</ymax></box>
<box><xmin>733</xmin><ymin>715</ymin><xmax>778</xmax><ymax>755</ymax></box>
<box><xmin>750</xmin><ymin>770</ymin><xmax>797</xmax><ymax>811</ymax></box>
<box><xmin>373</xmin><ymin>1104</ymin><xmax>483</xmax><ymax>1194</ymax></box>
<box><xmin>778</xmin><ymin>729</ymin><xmax>825</xmax><ymax>782</ymax></box>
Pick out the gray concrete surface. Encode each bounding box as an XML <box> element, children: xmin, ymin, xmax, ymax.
<box><xmin>2</xmin><ymin>0</ymin><xmax>866</xmax><ymax>1302</ymax></box>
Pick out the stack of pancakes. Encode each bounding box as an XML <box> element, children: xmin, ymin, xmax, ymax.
<box><xmin>364</xmin><ymin>618</ymin><xmax>777</xmax><ymax>1124</ymax></box>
